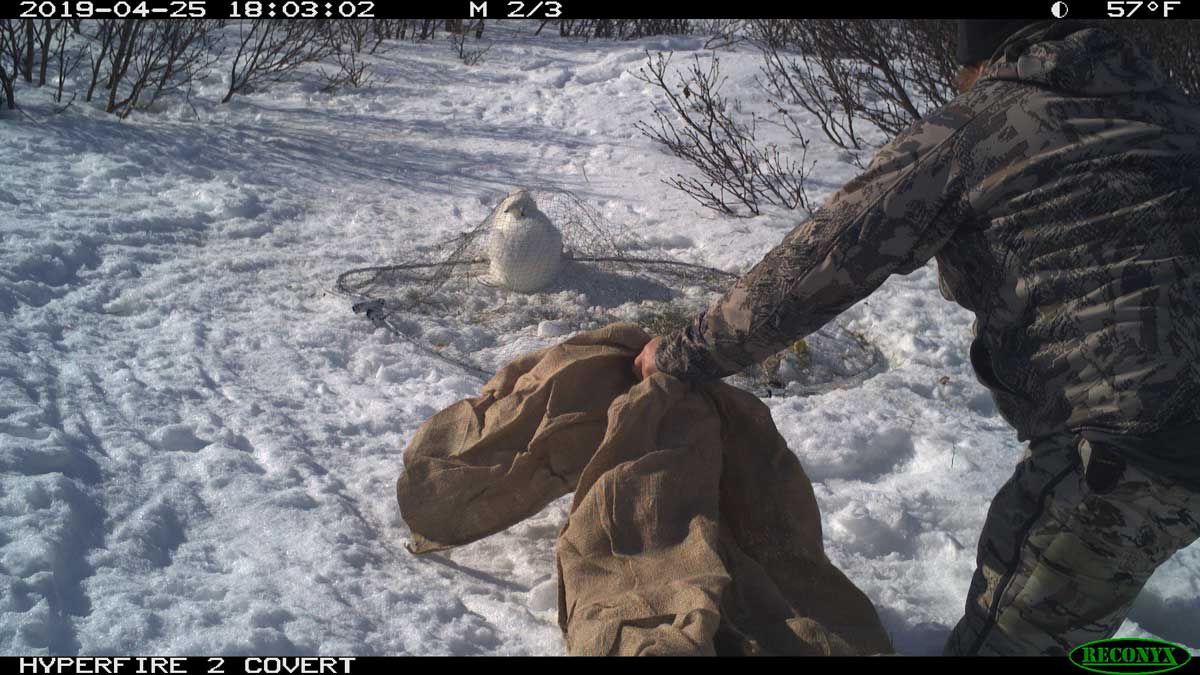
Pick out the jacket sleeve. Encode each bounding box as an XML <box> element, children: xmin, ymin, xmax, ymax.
<box><xmin>656</xmin><ymin>103</ymin><xmax>979</xmax><ymax>382</ymax></box>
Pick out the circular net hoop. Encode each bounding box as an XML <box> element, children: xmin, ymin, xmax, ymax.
<box><xmin>334</xmin><ymin>187</ymin><xmax>884</xmax><ymax>395</ymax></box>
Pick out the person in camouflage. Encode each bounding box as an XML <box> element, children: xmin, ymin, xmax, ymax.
<box><xmin>633</xmin><ymin>19</ymin><xmax>1200</xmax><ymax>655</ymax></box>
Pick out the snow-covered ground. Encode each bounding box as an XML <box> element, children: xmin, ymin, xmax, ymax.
<box><xmin>2</xmin><ymin>22</ymin><xmax>1197</xmax><ymax>656</ymax></box>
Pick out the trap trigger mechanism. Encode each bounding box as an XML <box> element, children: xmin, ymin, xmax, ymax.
<box><xmin>352</xmin><ymin>299</ymin><xmax>388</xmax><ymax>326</ymax></box>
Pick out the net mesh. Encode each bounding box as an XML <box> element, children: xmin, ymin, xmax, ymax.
<box><xmin>334</xmin><ymin>187</ymin><xmax>884</xmax><ymax>394</ymax></box>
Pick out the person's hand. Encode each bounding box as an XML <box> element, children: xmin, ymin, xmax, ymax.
<box><xmin>633</xmin><ymin>336</ymin><xmax>663</xmax><ymax>381</ymax></box>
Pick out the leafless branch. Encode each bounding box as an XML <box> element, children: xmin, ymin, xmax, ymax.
<box><xmin>222</xmin><ymin>19</ymin><xmax>336</xmax><ymax>103</ymax></box>
<box><xmin>634</xmin><ymin>51</ymin><xmax>816</xmax><ymax>217</ymax></box>
<box><xmin>749</xmin><ymin>20</ymin><xmax>958</xmax><ymax>152</ymax></box>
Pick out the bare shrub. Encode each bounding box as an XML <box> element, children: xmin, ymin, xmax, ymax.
<box><xmin>317</xmin><ymin>20</ymin><xmax>391</xmax><ymax>91</ymax></box>
<box><xmin>19</xmin><ymin>19</ymin><xmax>34</xmax><ymax>83</ymax></box>
<box><xmin>136</xmin><ymin>20</ymin><xmax>220</xmax><ymax>113</ymax></box>
<box><xmin>414</xmin><ymin>20</ymin><xmax>439</xmax><ymax>41</ymax></box>
<box><xmin>83</xmin><ymin>19</ymin><xmax>118</xmax><ymax>103</ymax></box>
<box><xmin>619</xmin><ymin>20</ymin><xmax>692</xmax><ymax>39</ymax></box>
<box><xmin>556</xmin><ymin>20</ymin><xmax>589</xmax><ymax>39</ymax></box>
<box><xmin>368</xmin><ymin>19</ymin><xmax>401</xmax><ymax>52</ymax></box>
<box><xmin>751</xmin><ymin>20</ymin><xmax>958</xmax><ymax>155</ymax></box>
<box><xmin>364</xmin><ymin>18</ymin><xmax>451</xmax><ymax>48</ymax></box>
<box><xmin>553</xmin><ymin>19</ymin><xmax>693</xmax><ymax>41</ymax></box>
<box><xmin>634</xmin><ymin>51</ymin><xmax>816</xmax><ymax>217</ymax></box>
<box><xmin>0</xmin><ymin>40</ymin><xmax>13</xmax><ymax>109</ymax></box>
<box><xmin>0</xmin><ymin>64</ymin><xmax>12</xmax><ymax>109</ymax></box>
<box><xmin>0</xmin><ymin>17</ymin><xmax>110</xmax><ymax>108</ymax></box>
<box><xmin>320</xmin><ymin>51</ymin><xmax>370</xmax><ymax>91</ymax></box>
<box><xmin>338</xmin><ymin>19</ymin><xmax>371</xmax><ymax>54</ymax></box>
<box><xmin>222</xmin><ymin>19</ymin><xmax>337</xmax><ymax>103</ymax></box>
<box><xmin>749</xmin><ymin>18</ymin><xmax>1199</xmax><ymax>156</ymax></box>
<box><xmin>29</xmin><ymin>19</ymin><xmax>60</xmax><ymax>86</ymax></box>
<box><xmin>695</xmin><ymin>19</ymin><xmax>747</xmax><ymax>50</ymax></box>
<box><xmin>100</xmin><ymin>20</ymin><xmax>142</xmax><ymax>114</ymax></box>
<box><xmin>0</xmin><ymin>20</ymin><xmax>20</xmax><ymax>108</ymax></box>
<box><xmin>1</xmin><ymin>20</ymin><xmax>28</xmax><ymax>93</ymax></box>
<box><xmin>448</xmin><ymin>19</ymin><xmax>490</xmax><ymax>66</ymax></box>
<box><xmin>96</xmin><ymin>20</ymin><xmax>219</xmax><ymax>118</ymax></box>
<box><xmin>52</xmin><ymin>19</ymin><xmax>86</xmax><ymax>103</ymax></box>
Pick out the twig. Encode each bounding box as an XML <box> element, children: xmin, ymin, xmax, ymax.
<box><xmin>14</xmin><ymin>102</ymin><xmax>44</xmax><ymax>125</ymax></box>
<box><xmin>52</xmin><ymin>91</ymin><xmax>76</xmax><ymax>114</ymax></box>
<box><xmin>184</xmin><ymin>83</ymin><xmax>199</xmax><ymax>120</ymax></box>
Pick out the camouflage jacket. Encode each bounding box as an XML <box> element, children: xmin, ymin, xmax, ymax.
<box><xmin>657</xmin><ymin>21</ymin><xmax>1200</xmax><ymax>477</ymax></box>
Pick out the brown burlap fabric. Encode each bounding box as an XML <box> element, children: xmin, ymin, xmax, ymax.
<box><xmin>396</xmin><ymin>324</ymin><xmax>893</xmax><ymax>656</ymax></box>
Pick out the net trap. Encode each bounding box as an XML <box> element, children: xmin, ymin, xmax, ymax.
<box><xmin>334</xmin><ymin>187</ymin><xmax>884</xmax><ymax>395</ymax></box>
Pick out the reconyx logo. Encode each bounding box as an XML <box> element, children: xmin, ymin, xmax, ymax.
<box><xmin>1070</xmin><ymin>638</ymin><xmax>1192</xmax><ymax>675</ymax></box>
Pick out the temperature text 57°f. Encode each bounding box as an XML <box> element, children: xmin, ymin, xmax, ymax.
<box><xmin>468</xmin><ymin>1</ymin><xmax>564</xmax><ymax>18</ymax></box>
<box><xmin>1107</xmin><ymin>0</ymin><xmax>1182</xmax><ymax>16</ymax></box>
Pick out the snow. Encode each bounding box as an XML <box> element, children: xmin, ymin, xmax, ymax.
<box><xmin>2</xmin><ymin>21</ymin><xmax>1197</xmax><ymax>657</ymax></box>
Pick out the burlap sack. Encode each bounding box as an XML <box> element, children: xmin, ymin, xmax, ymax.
<box><xmin>396</xmin><ymin>324</ymin><xmax>893</xmax><ymax>656</ymax></box>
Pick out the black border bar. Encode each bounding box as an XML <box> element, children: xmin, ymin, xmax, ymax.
<box><xmin>3</xmin><ymin>656</ymin><xmax>1199</xmax><ymax>671</ymax></box>
<box><xmin>6</xmin><ymin>0</ymin><xmax>1200</xmax><ymax>20</ymax></box>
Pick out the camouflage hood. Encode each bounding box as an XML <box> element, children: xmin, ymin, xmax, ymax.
<box><xmin>982</xmin><ymin>21</ymin><xmax>1171</xmax><ymax>95</ymax></box>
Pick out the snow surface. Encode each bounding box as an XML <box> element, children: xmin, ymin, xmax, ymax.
<box><xmin>2</xmin><ymin>21</ymin><xmax>1197</xmax><ymax>656</ymax></box>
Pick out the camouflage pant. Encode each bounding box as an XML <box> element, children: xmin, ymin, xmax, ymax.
<box><xmin>944</xmin><ymin>433</ymin><xmax>1200</xmax><ymax>656</ymax></box>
